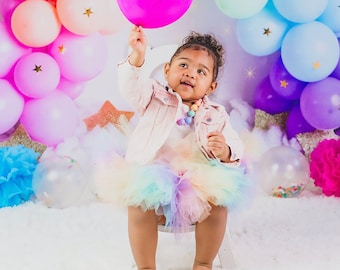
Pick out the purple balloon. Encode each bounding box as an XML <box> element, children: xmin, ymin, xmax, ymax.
<box><xmin>300</xmin><ymin>77</ymin><xmax>340</xmax><ymax>130</ymax></box>
<box><xmin>253</xmin><ymin>76</ymin><xmax>294</xmax><ymax>114</ymax></box>
<box><xmin>270</xmin><ymin>56</ymin><xmax>307</xmax><ymax>100</ymax></box>
<box><xmin>286</xmin><ymin>104</ymin><xmax>315</xmax><ymax>139</ymax></box>
<box><xmin>334</xmin><ymin>127</ymin><xmax>340</xmax><ymax>136</ymax></box>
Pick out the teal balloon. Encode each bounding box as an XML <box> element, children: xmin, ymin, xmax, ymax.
<box><xmin>281</xmin><ymin>21</ymin><xmax>339</xmax><ymax>82</ymax></box>
<box><xmin>317</xmin><ymin>0</ymin><xmax>340</xmax><ymax>33</ymax></box>
<box><xmin>236</xmin><ymin>3</ymin><xmax>290</xmax><ymax>56</ymax></box>
<box><xmin>273</xmin><ymin>0</ymin><xmax>328</xmax><ymax>23</ymax></box>
<box><xmin>215</xmin><ymin>0</ymin><xmax>268</xmax><ymax>19</ymax></box>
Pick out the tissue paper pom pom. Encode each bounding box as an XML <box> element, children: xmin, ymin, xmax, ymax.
<box><xmin>0</xmin><ymin>145</ymin><xmax>39</xmax><ymax>207</ymax></box>
<box><xmin>310</xmin><ymin>138</ymin><xmax>340</xmax><ymax>197</ymax></box>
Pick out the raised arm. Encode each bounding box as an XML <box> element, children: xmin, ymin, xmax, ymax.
<box><xmin>128</xmin><ymin>26</ymin><xmax>148</xmax><ymax>67</ymax></box>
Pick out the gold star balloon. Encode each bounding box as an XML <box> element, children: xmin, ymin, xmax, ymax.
<box><xmin>0</xmin><ymin>124</ymin><xmax>47</xmax><ymax>157</ymax></box>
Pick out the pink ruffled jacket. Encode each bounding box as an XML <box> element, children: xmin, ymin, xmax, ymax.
<box><xmin>118</xmin><ymin>60</ymin><xmax>244</xmax><ymax>166</ymax></box>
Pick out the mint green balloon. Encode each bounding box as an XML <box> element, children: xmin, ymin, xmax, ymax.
<box><xmin>215</xmin><ymin>0</ymin><xmax>268</xmax><ymax>19</ymax></box>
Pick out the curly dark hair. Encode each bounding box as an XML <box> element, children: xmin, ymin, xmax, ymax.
<box><xmin>170</xmin><ymin>31</ymin><xmax>225</xmax><ymax>81</ymax></box>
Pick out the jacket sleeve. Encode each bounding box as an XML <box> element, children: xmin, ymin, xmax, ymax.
<box><xmin>220</xmin><ymin>110</ymin><xmax>244</xmax><ymax>165</ymax></box>
<box><xmin>117</xmin><ymin>58</ymin><xmax>155</xmax><ymax>116</ymax></box>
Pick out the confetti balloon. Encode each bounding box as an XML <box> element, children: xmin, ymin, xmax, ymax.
<box><xmin>32</xmin><ymin>155</ymin><xmax>88</xmax><ymax>208</ymax></box>
<box><xmin>117</xmin><ymin>0</ymin><xmax>192</xmax><ymax>28</ymax></box>
<box><xmin>256</xmin><ymin>146</ymin><xmax>310</xmax><ymax>198</ymax></box>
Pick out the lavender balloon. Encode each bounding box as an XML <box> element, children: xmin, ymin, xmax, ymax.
<box><xmin>300</xmin><ymin>77</ymin><xmax>340</xmax><ymax>130</ymax></box>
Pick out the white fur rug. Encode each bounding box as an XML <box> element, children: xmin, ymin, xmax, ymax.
<box><xmin>1</xmin><ymin>186</ymin><xmax>339</xmax><ymax>270</ymax></box>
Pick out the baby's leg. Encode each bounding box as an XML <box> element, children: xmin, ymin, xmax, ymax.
<box><xmin>193</xmin><ymin>205</ymin><xmax>228</xmax><ymax>270</ymax></box>
<box><xmin>128</xmin><ymin>206</ymin><xmax>158</xmax><ymax>270</ymax></box>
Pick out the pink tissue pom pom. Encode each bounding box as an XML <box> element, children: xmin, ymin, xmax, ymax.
<box><xmin>310</xmin><ymin>138</ymin><xmax>340</xmax><ymax>197</ymax></box>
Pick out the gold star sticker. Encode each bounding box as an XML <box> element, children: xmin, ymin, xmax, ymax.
<box><xmin>0</xmin><ymin>124</ymin><xmax>47</xmax><ymax>157</ymax></box>
<box><xmin>280</xmin><ymin>80</ymin><xmax>288</xmax><ymax>88</ymax></box>
<box><xmin>58</xmin><ymin>45</ymin><xmax>66</xmax><ymax>54</ymax></box>
<box><xmin>83</xmin><ymin>8</ymin><xmax>93</xmax><ymax>17</ymax></box>
<box><xmin>84</xmin><ymin>100</ymin><xmax>134</xmax><ymax>132</ymax></box>
<box><xmin>254</xmin><ymin>109</ymin><xmax>288</xmax><ymax>131</ymax></box>
<box><xmin>33</xmin><ymin>65</ymin><xmax>42</xmax><ymax>72</ymax></box>
<box><xmin>245</xmin><ymin>67</ymin><xmax>256</xmax><ymax>79</ymax></box>
<box><xmin>263</xmin><ymin>28</ymin><xmax>271</xmax><ymax>36</ymax></box>
<box><xmin>313</xmin><ymin>61</ymin><xmax>321</xmax><ymax>69</ymax></box>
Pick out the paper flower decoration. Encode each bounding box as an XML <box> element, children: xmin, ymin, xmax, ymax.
<box><xmin>0</xmin><ymin>145</ymin><xmax>39</xmax><ymax>207</ymax></box>
<box><xmin>310</xmin><ymin>138</ymin><xmax>340</xmax><ymax>197</ymax></box>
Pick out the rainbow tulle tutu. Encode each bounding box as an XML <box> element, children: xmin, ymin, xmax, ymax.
<box><xmin>95</xmin><ymin>133</ymin><xmax>251</xmax><ymax>233</ymax></box>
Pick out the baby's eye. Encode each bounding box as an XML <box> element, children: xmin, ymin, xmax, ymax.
<box><xmin>197</xmin><ymin>69</ymin><xmax>206</xmax><ymax>75</ymax></box>
<box><xmin>179</xmin><ymin>63</ymin><xmax>187</xmax><ymax>68</ymax></box>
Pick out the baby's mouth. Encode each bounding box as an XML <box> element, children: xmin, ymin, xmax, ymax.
<box><xmin>180</xmin><ymin>80</ymin><xmax>194</xmax><ymax>88</ymax></box>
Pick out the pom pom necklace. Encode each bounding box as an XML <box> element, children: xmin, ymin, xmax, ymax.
<box><xmin>176</xmin><ymin>99</ymin><xmax>202</xmax><ymax>126</ymax></box>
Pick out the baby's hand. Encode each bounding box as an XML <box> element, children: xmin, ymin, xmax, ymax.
<box><xmin>128</xmin><ymin>26</ymin><xmax>147</xmax><ymax>67</ymax></box>
<box><xmin>206</xmin><ymin>131</ymin><xmax>231</xmax><ymax>162</ymax></box>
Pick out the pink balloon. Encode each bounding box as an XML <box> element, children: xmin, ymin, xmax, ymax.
<box><xmin>0</xmin><ymin>0</ymin><xmax>24</xmax><ymax>25</ymax></box>
<box><xmin>56</xmin><ymin>0</ymin><xmax>107</xmax><ymax>35</ymax></box>
<box><xmin>0</xmin><ymin>79</ymin><xmax>24</xmax><ymax>134</ymax></box>
<box><xmin>117</xmin><ymin>0</ymin><xmax>192</xmax><ymax>28</ymax></box>
<box><xmin>14</xmin><ymin>52</ymin><xmax>61</xmax><ymax>98</ymax></box>
<box><xmin>49</xmin><ymin>30</ymin><xmax>108</xmax><ymax>82</ymax></box>
<box><xmin>11</xmin><ymin>0</ymin><xmax>61</xmax><ymax>47</ymax></box>
<box><xmin>0</xmin><ymin>23</ymin><xmax>31</xmax><ymax>78</ymax></box>
<box><xmin>20</xmin><ymin>91</ymin><xmax>79</xmax><ymax>146</ymax></box>
<box><xmin>99</xmin><ymin>0</ymin><xmax>128</xmax><ymax>35</ymax></box>
<box><xmin>57</xmin><ymin>77</ymin><xmax>86</xmax><ymax>99</ymax></box>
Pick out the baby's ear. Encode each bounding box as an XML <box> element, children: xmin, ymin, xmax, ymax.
<box><xmin>164</xmin><ymin>62</ymin><xmax>170</xmax><ymax>77</ymax></box>
<box><xmin>207</xmin><ymin>81</ymin><xmax>218</xmax><ymax>95</ymax></box>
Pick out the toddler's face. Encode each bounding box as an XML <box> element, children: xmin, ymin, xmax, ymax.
<box><xmin>164</xmin><ymin>48</ymin><xmax>217</xmax><ymax>106</ymax></box>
